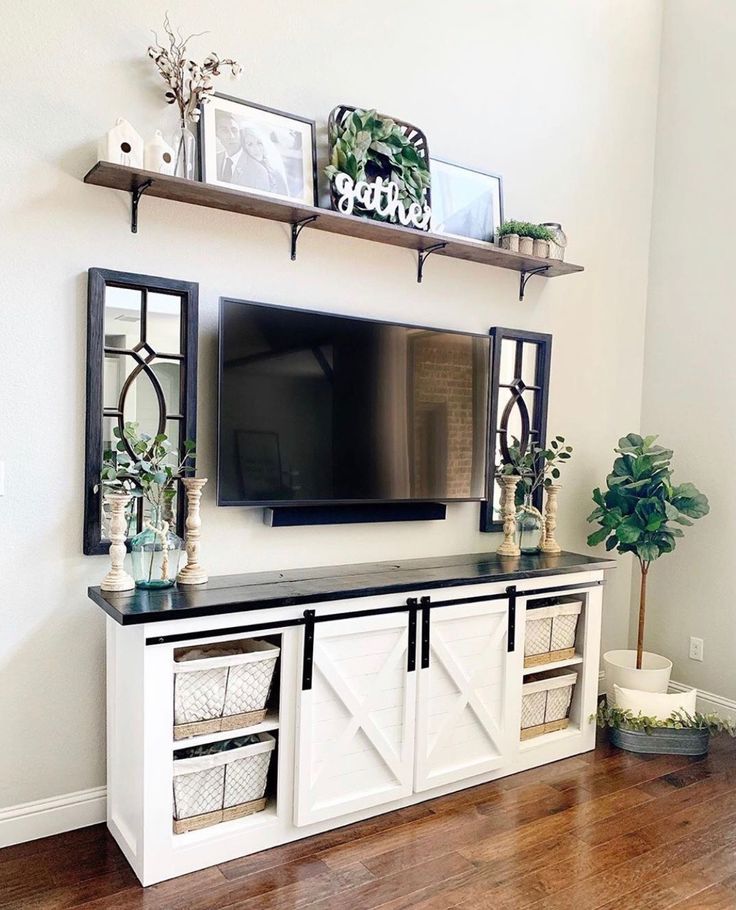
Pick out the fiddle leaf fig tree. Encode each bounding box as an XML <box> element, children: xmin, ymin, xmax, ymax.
<box><xmin>587</xmin><ymin>434</ymin><xmax>709</xmax><ymax>669</ymax></box>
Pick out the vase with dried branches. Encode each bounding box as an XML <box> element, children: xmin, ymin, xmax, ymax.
<box><xmin>148</xmin><ymin>14</ymin><xmax>242</xmax><ymax>180</ymax></box>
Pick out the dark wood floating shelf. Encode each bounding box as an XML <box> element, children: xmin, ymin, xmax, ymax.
<box><xmin>84</xmin><ymin>161</ymin><xmax>584</xmax><ymax>299</ymax></box>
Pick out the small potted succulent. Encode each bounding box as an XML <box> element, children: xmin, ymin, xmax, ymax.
<box><xmin>101</xmin><ymin>422</ymin><xmax>196</xmax><ymax>589</ymax></box>
<box><xmin>497</xmin><ymin>221</ymin><xmax>554</xmax><ymax>257</ymax></box>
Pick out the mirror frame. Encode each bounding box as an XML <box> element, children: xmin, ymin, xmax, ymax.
<box><xmin>83</xmin><ymin>268</ymin><xmax>199</xmax><ymax>555</ymax></box>
<box><xmin>479</xmin><ymin>326</ymin><xmax>552</xmax><ymax>533</ymax></box>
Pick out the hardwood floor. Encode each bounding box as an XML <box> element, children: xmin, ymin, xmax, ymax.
<box><xmin>2</xmin><ymin>736</ymin><xmax>736</xmax><ymax>910</ymax></box>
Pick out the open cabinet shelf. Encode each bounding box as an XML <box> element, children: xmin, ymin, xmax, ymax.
<box><xmin>171</xmin><ymin>711</ymin><xmax>280</xmax><ymax>749</ymax></box>
<box><xmin>522</xmin><ymin>654</ymin><xmax>584</xmax><ymax>676</ymax></box>
<box><xmin>83</xmin><ymin>161</ymin><xmax>584</xmax><ymax>299</ymax></box>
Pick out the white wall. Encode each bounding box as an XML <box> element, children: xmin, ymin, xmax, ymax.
<box><xmin>638</xmin><ymin>0</ymin><xmax>736</xmax><ymax>700</ymax></box>
<box><xmin>0</xmin><ymin>0</ymin><xmax>662</xmax><ymax>811</ymax></box>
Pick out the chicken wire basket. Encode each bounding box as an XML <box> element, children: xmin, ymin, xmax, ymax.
<box><xmin>173</xmin><ymin>639</ymin><xmax>280</xmax><ymax>740</ymax></box>
<box><xmin>172</xmin><ymin>733</ymin><xmax>276</xmax><ymax>834</ymax></box>
<box><xmin>521</xmin><ymin>669</ymin><xmax>577</xmax><ymax>740</ymax></box>
<box><xmin>524</xmin><ymin>596</ymin><xmax>582</xmax><ymax>668</ymax></box>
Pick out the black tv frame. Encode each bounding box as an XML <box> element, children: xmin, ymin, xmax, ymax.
<box><xmin>217</xmin><ymin>298</ymin><xmax>492</xmax><ymax>509</ymax></box>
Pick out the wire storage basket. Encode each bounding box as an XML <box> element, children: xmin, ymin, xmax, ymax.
<box><xmin>521</xmin><ymin>669</ymin><xmax>577</xmax><ymax>740</ymax></box>
<box><xmin>173</xmin><ymin>639</ymin><xmax>280</xmax><ymax>740</ymax></box>
<box><xmin>172</xmin><ymin>733</ymin><xmax>276</xmax><ymax>833</ymax></box>
<box><xmin>524</xmin><ymin>596</ymin><xmax>582</xmax><ymax>668</ymax></box>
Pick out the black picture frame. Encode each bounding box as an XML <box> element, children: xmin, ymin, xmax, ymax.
<box><xmin>83</xmin><ymin>268</ymin><xmax>198</xmax><ymax>555</ymax></box>
<box><xmin>199</xmin><ymin>93</ymin><xmax>318</xmax><ymax>206</ymax></box>
<box><xmin>430</xmin><ymin>158</ymin><xmax>504</xmax><ymax>243</ymax></box>
<box><xmin>479</xmin><ymin>327</ymin><xmax>552</xmax><ymax>533</ymax></box>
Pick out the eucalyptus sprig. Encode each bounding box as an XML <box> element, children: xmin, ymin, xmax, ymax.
<box><xmin>147</xmin><ymin>14</ymin><xmax>242</xmax><ymax>125</ymax></box>
<box><xmin>101</xmin><ymin>422</ymin><xmax>196</xmax><ymax>513</ymax></box>
<box><xmin>594</xmin><ymin>701</ymin><xmax>736</xmax><ymax>738</ymax></box>
<box><xmin>496</xmin><ymin>434</ymin><xmax>573</xmax><ymax>500</ymax></box>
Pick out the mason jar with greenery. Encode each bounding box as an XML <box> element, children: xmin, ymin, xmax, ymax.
<box><xmin>101</xmin><ymin>422</ymin><xmax>196</xmax><ymax>589</ymax></box>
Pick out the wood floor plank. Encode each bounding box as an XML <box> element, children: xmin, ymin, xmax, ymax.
<box><xmin>216</xmin><ymin>861</ymin><xmax>375</xmax><ymax>910</ymax></box>
<box><xmin>2</xmin><ymin>740</ymin><xmax>735</xmax><ymax>910</ymax></box>
<box><xmin>668</xmin><ymin>873</ymin><xmax>736</xmax><ymax>909</ymax></box>
<box><xmin>594</xmin><ymin>847</ymin><xmax>736</xmax><ymax>910</ymax></box>
<box><xmin>218</xmin><ymin>804</ymin><xmax>433</xmax><ymax>880</ymax></box>
<box><xmin>518</xmin><ymin>803</ymin><xmax>736</xmax><ymax>910</ymax></box>
<box><xmin>287</xmin><ymin>852</ymin><xmax>473</xmax><ymax>910</ymax></box>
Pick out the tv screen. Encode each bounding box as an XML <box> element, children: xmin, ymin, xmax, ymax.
<box><xmin>218</xmin><ymin>300</ymin><xmax>490</xmax><ymax>506</ymax></box>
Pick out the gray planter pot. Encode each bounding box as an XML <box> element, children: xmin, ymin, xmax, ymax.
<box><xmin>609</xmin><ymin>726</ymin><xmax>710</xmax><ymax>756</ymax></box>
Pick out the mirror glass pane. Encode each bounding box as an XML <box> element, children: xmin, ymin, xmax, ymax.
<box><xmin>521</xmin><ymin>343</ymin><xmax>537</xmax><ymax>386</ymax></box>
<box><xmin>103</xmin><ymin>352</ymin><xmax>127</xmax><ymax>411</ymax></box>
<box><xmin>122</xmin><ymin>367</ymin><xmax>164</xmax><ymax>441</ymax></box>
<box><xmin>152</xmin><ymin>360</ymin><xmax>181</xmax><ymax>415</ymax></box>
<box><xmin>104</xmin><ymin>287</ymin><xmax>142</xmax><ymax>344</ymax></box>
<box><xmin>147</xmin><ymin>293</ymin><xmax>182</xmax><ymax>353</ymax></box>
<box><xmin>499</xmin><ymin>338</ymin><xmax>516</xmax><ymax>383</ymax></box>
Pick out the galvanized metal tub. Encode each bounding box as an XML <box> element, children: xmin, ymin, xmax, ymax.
<box><xmin>609</xmin><ymin>726</ymin><xmax>710</xmax><ymax>756</ymax></box>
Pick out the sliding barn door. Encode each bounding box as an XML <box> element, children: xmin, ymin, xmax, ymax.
<box><xmin>415</xmin><ymin>599</ymin><xmax>512</xmax><ymax>791</ymax></box>
<box><xmin>294</xmin><ymin>611</ymin><xmax>416</xmax><ymax>826</ymax></box>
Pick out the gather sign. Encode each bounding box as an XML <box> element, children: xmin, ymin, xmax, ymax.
<box><xmin>332</xmin><ymin>173</ymin><xmax>431</xmax><ymax>231</ymax></box>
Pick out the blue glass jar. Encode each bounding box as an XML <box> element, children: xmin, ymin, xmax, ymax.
<box><xmin>130</xmin><ymin>504</ymin><xmax>183</xmax><ymax>589</ymax></box>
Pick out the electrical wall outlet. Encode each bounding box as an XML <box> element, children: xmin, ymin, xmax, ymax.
<box><xmin>689</xmin><ymin>637</ymin><xmax>704</xmax><ymax>661</ymax></box>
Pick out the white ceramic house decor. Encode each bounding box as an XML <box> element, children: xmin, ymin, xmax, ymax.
<box><xmin>100</xmin><ymin>491</ymin><xmax>135</xmax><ymax>592</ymax></box>
<box><xmin>99</xmin><ymin>118</ymin><xmax>144</xmax><ymax>168</ymax></box>
<box><xmin>541</xmin><ymin>483</ymin><xmax>562</xmax><ymax>554</ymax></box>
<box><xmin>177</xmin><ymin>477</ymin><xmax>208</xmax><ymax>585</ymax></box>
<box><xmin>497</xmin><ymin>475</ymin><xmax>521</xmax><ymax>557</ymax></box>
<box><xmin>144</xmin><ymin>130</ymin><xmax>176</xmax><ymax>175</ymax></box>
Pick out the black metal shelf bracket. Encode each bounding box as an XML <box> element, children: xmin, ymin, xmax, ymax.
<box><xmin>130</xmin><ymin>180</ymin><xmax>153</xmax><ymax>234</ymax></box>
<box><xmin>519</xmin><ymin>266</ymin><xmax>550</xmax><ymax>301</ymax></box>
<box><xmin>417</xmin><ymin>243</ymin><xmax>447</xmax><ymax>283</ymax></box>
<box><xmin>290</xmin><ymin>215</ymin><xmax>319</xmax><ymax>260</ymax></box>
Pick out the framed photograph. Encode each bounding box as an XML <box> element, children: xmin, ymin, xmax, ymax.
<box><xmin>430</xmin><ymin>159</ymin><xmax>504</xmax><ymax>243</ymax></box>
<box><xmin>200</xmin><ymin>94</ymin><xmax>318</xmax><ymax>205</ymax></box>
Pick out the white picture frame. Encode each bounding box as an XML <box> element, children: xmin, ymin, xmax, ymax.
<box><xmin>430</xmin><ymin>159</ymin><xmax>504</xmax><ymax>243</ymax></box>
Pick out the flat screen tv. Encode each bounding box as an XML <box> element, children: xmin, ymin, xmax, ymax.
<box><xmin>218</xmin><ymin>299</ymin><xmax>490</xmax><ymax>506</ymax></box>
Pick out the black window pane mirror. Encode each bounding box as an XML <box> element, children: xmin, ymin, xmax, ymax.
<box><xmin>84</xmin><ymin>268</ymin><xmax>198</xmax><ymax>555</ymax></box>
<box><xmin>479</xmin><ymin>327</ymin><xmax>552</xmax><ymax>533</ymax></box>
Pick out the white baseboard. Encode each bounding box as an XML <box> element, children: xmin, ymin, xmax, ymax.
<box><xmin>0</xmin><ymin>786</ymin><xmax>106</xmax><ymax>849</ymax></box>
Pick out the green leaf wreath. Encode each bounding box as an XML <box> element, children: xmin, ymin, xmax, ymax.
<box><xmin>325</xmin><ymin>108</ymin><xmax>430</xmax><ymax>222</ymax></box>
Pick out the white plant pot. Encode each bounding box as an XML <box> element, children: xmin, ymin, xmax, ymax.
<box><xmin>500</xmin><ymin>233</ymin><xmax>519</xmax><ymax>252</ymax></box>
<box><xmin>518</xmin><ymin>236</ymin><xmax>534</xmax><ymax>255</ymax></box>
<box><xmin>603</xmin><ymin>649</ymin><xmax>672</xmax><ymax>703</ymax></box>
<box><xmin>533</xmin><ymin>239</ymin><xmax>550</xmax><ymax>258</ymax></box>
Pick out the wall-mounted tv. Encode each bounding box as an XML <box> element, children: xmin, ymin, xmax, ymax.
<box><xmin>217</xmin><ymin>299</ymin><xmax>490</xmax><ymax>506</ymax></box>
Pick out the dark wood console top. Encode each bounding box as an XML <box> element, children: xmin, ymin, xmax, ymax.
<box><xmin>89</xmin><ymin>551</ymin><xmax>615</xmax><ymax>626</ymax></box>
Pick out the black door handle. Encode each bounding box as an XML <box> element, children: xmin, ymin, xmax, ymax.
<box><xmin>420</xmin><ymin>596</ymin><xmax>431</xmax><ymax>668</ymax></box>
<box><xmin>506</xmin><ymin>585</ymin><xmax>517</xmax><ymax>652</ymax></box>
<box><xmin>406</xmin><ymin>598</ymin><xmax>418</xmax><ymax>672</ymax></box>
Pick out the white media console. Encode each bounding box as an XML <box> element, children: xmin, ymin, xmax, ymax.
<box><xmin>89</xmin><ymin>551</ymin><xmax>613</xmax><ymax>885</ymax></box>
